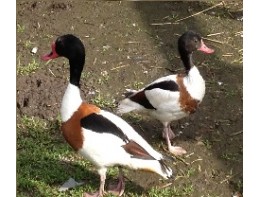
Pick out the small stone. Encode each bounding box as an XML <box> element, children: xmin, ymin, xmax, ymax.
<box><xmin>58</xmin><ymin>178</ymin><xmax>84</xmax><ymax>191</ymax></box>
<box><xmin>197</xmin><ymin>141</ymin><xmax>204</xmax><ymax>146</ymax></box>
<box><xmin>31</xmin><ymin>47</ymin><xmax>38</xmax><ymax>54</ymax></box>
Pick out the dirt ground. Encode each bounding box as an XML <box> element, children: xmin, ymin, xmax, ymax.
<box><xmin>17</xmin><ymin>1</ymin><xmax>243</xmax><ymax>196</ymax></box>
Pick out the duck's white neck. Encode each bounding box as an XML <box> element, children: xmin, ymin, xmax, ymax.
<box><xmin>184</xmin><ymin>66</ymin><xmax>205</xmax><ymax>101</ymax></box>
<box><xmin>61</xmin><ymin>83</ymin><xmax>82</xmax><ymax>122</ymax></box>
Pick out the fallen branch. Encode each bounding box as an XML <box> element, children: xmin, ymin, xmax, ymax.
<box><xmin>175</xmin><ymin>2</ymin><xmax>224</xmax><ymax>23</ymax></box>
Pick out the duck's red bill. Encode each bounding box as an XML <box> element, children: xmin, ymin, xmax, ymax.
<box><xmin>198</xmin><ymin>40</ymin><xmax>214</xmax><ymax>54</ymax></box>
<box><xmin>41</xmin><ymin>43</ymin><xmax>59</xmax><ymax>61</ymax></box>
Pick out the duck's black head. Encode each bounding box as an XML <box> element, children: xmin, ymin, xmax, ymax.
<box><xmin>178</xmin><ymin>30</ymin><xmax>214</xmax><ymax>55</ymax></box>
<box><xmin>42</xmin><ymin>34</ymin><xmax>86</xmax><ymax>87</ymax></box>
<box><xmin>177</xmin><ymin>30</ymin><xmax>214</xmax><ymax>72</ymax></box>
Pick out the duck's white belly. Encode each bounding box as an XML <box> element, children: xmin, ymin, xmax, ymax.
<box><xmin>150</xmin><ymin>106</ymin><xmax>188</xmax><ymax>123</ymax></box>
<box><xmin>78</xmin><ymin>129</ymin><xmax>130</xmax><ymax>168</ymax></box>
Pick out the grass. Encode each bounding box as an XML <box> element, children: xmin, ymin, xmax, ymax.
<box><xmin>17</xmin><ymin>24</ymin><xmax>25</xmax><ymax>33</ymax></box>
<box><xmin>24</xmin><ymin>40</ymin><xmax>34</xmax><ymax>49</ymax></box>
<box><xmin>221</xmin><ymin>152</ymin><xmax>240</xmax><ymax>162</ymax></box>
<box><xmin>202</xmin><ymin>194</ymin><xmax>220</xmax><ymax>197</ymax></box>
<box><xmin>91</xmin><ymin>92</ymin><xmax>116</xmax><ymax>109</ymax></box>
<box><xmin>133</xmin><ymin>81</ymin><xmax>144</xmax><ymax>89</ymax></box>
<box><xmin>81</xmin><ymin>71</ymin><xmax>91</xmax><ymax>80</ymax></box>
<box><xmin>224</xmin><ymin>89</ymin><xmax>240</xmax><ymax>98</ymax></box>
<box><xmin>17</xmin><ymin>115</ymin><xmax>99</xmax><ymax>197</ymax></box>
<box><xmin>17</xmin><ymin>115</ymin><xmax>198</xmax><ymax>197</ymax></box>
<box><xmin>147</xmin><ymin>183</ymin><xmax>194</xmax><ymax>197</ymax></box>
<box><xmin>124</xmin><ymin>113</ymin><xmax>144</xmax><ymax>123</ymax></box>
<box><xmin>202</xmin><ymin>139</ymin><xmax>212</xmax><ymax>149</ymax></box>
<box><xmin>97</xmin><ymin>70</ymin><xmax>110</xmax><ymax>85</ymax></box>
<box><xmin>17</xmin><ymin>58</ymin><xmax>41</xmax><ymax>75</ymax></box>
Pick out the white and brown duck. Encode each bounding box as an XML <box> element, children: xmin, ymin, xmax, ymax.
<box><xmin>117</xmin><ymin>30</ymin><xmax>214</xmax><ymax>156</ymax></box>
<box><xmin>41</xmin><ymin>34</ymin><xmax>173</xmax><ymax>197</ymax></box>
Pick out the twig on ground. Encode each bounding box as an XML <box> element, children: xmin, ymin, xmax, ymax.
<box><xmin>220</xmin><ymin>173</ymin><xmax>240</xmax><ymax>184</ymax></box>
<box><xmin>149</xmin><ymin>66</ymin><xmax>167</xmax><ymax>69</ymax></box>
<box><xmin>48</xmin><ymin>68</ymin><xmax>56</xmax><ymax>77</ymax></box>
<box><xmin>110</xmin><ymin>64</ymin><xmax>129</xmax><ymax>71</ymax></box>
<box><xmin>174</xmin><ymin>175</ymin><xmax>185</xmax><ymax>181</ymax></box>
<box><xmin>93</xmin><ymin>58</ymin><xmax>97</xmax><ymax>66</ymax></box>
<box><xmin>159</xmin><ymin>182</ymin><xmax>173</xmax><ymax>189</ymax></box>
<box><xmin>44</xmin><ymin>59</ymin><xmax>52</xmax><ymax>65</ymax></box>
<box><xmin>127</xmin><ymin>41</ymin><xmax>140</xmax><ymax>44</ymax></box>
<box><xmin>228</xmin><ymin>130</ymin><xmax>243</xmax><ymax>136</ymax></box>
<box><xmin>222</xmin><ymin>54</ymin><xmax>233</xmax><ymax>57</ymax></box>
<box><xmin>136</xmin><ymin>123</ymin><xmax>145</xmax><ymax>133</ymax></box>
<box><xmin>150</xmin><ymin>22</ymin><xmax>172</xmax><ymax>26</ymax></box>
<box><xmin>174</xmin><ymin>155</ymin><xmax>190</xmax><ymax>166</ymax></box>
<box><xmin>161</xmin><ymin>146</ymin><xmax>190</xmax><ymax>166</ymax></box>
<box><xmin>207</xmin><ymin>32</ymin><xmax>224</xmax><ymax>37</ymax></box>
<box><xmin>185</xmin><ymin>152</ymin><xmax>194</xmax><ymax>158</ymax></box>
<box><xmin>191</xmin><ymin>158</ymin><xmax>203</xmax><ymax>165</ymax></box>
<box><xmin>175</xmin><ymin>2</ymin><xmax>224</xmax><ymax>23</ymax></box>
<box><xmin>162</xmin><ymin>16</ymin><xmax>170</xmax><ymax>20</ymax></box>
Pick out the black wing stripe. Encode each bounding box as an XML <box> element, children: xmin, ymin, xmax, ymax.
<box><xmin>145</xmin><ymin>80</ymin><xmax>179</xmax><ymax>92</ymax></box>
<box><xmin>129</xmin><ymin>91</ymin><xmax>156</xmax><ymax>109</ymax></box>
<box><xmin>129</xmin><ymin>80</ymin><xmax>179</xmax><ymax>110</ymax></box>
<box><xmin>80</xmin><ymin>113</ymin><xmax>129</xmax><ymax>142</ymax></box>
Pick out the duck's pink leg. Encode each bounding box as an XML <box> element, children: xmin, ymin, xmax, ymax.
<box><xmin>83</xmin><ymin>169</ymin><xmax>107</xmax><ymax>197</ymax></box>
<box><xmin>162</xmin><ymin>123</ymin><xmax>187</xmax><ymax>156</ymax></box>
<box><xmin>107</xmin><ymin>167</ymin><xmax>125</xmax><ymax>197</ymax></box>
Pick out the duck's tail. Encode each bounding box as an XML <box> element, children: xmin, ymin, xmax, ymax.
<box><xmin>117</xmin><ymin>99</ymin><xmax>139</xmax><ymax>114</ymax></box>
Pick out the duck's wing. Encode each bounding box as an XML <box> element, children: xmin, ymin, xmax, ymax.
<box><xmin>76</xmin><ymin>105</ymin><xmax>173</xmax><ymax>179</ymax></box>
<box><xmin>118</xmin><ymin>75</ymin><xmax>181</xmax><ymax>113</ymax></box>
<box><xmin>80</xmin><ymin>108</ymin><xmax>164</xmax><ymax>160</ymax></box>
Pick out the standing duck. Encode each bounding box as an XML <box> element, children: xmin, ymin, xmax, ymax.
<box><xmin>117</xmin><ymin>30</ymin><xmax>214</xmax><ymax>156</ymax></box>
<box><xmin>41</xmin><ymin>34</ymin><xmax>173</xmax><ymax>197</ymax></box>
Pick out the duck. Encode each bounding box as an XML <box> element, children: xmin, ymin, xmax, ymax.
<box><xmin>41</xmin><ymin>34</ymin><xmax>173</xmax><ymax>197</ymax></box>
<box><xmin>117</xmin><ymin>30</ymin><xmax>214</xmax><ymax>156</ymax></box>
